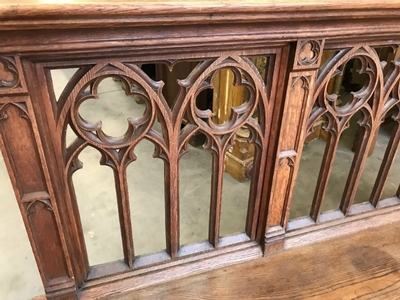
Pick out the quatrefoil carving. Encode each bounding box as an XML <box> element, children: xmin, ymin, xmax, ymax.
<box><xmin>0</xmin><ymin>58</ymin><xmax>19</xmax><ymax>89</ymax></box>
<box><xmin>297</xmin><ymin>40</ymin><xmax>322</xmax><ymax>67</ymax></box>
<box><xmin>300</xmin><ymin>43</ymin><xmax>315</xmax><ymax>61</ymax></box>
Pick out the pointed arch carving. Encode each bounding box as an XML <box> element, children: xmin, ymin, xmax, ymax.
<box><xmin>54</xmin><ymin>53</ymin><xmax>271</xmax><ymax>267</ymax></box>
<box><xmin>301</xmin><ymin>45</ymin><xmax>385</xmax><ymax>219</ymax></box>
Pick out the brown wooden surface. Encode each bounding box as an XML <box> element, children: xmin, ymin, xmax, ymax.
<box><xmin>110</xmin><ymin>221</ymin><xmax>400</xmax><ymax>300</ymax></box>
<box><xmin>1</xmin><ymin>0</ymin><xmax>400</xmax><ymax>25</ymax></box>
<box><xmin>0</xmin><ymin>1</ymin><xmax>400</xmax><ymax>299</ymax></box>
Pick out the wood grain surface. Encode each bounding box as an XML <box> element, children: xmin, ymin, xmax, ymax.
<box><xmin>1</xmin><ymin>1</ymin><xmax>400</xmax><ymax>299</ymax></box>
<box><xmin>1</xmin><ymin>0</ymin><xmax>400</xmax><ymax>30</ymax></box>
<box><xmin>111</xmin><ymin>221</ymin><xmax>400</xmax><ymax>299</ymax></box>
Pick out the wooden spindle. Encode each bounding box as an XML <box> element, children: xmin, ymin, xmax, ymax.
<box><xmin>164</xmin><ymin>159</ymin><xmax>180</xmax><ymax>258</ymax></box>
<box><xmin>309</xmin><ymin>134</ymin><xmax>340</xmax><ymax>220</ymax></box>
<box><xmin>113</xmin><ymin>168</ymin><xmax>135</xmax><ymax>267</ymax></box>
<box><xmin>340</xmin><ymin>123</ymin><xmax>372</xmax><ymax>215</ymax></box>
<box><xmin>208</xmin><ymin>151</ymin><xmax>225</xmax><ymax>247</ymax></box>
<box><xmin>370</xmin><ymin>121</ymin><xmax>400</xmax><ymax>205</ymax></box>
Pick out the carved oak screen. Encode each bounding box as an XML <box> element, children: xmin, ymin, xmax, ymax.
<box><xmin>288</xmin><ymin>45</ymin><xmax>400</xmax><ymax>230</ymax></box>
<box><xmin>2</xmin><ymin>34</ymin><xmax>400</xmax><ymax>299</ymax></box>
<box><xmin>41</xmin><ymin>54</ymin><xmax>274</xmax><ymax>278</ymax></box>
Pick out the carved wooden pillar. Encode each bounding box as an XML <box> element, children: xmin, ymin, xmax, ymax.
<box><xmin>264</xmin><ymin>40</ymin><xmax>325</xmax><ymax>252</ymax></box>
<box><xmin>0</xmin><ymin>56</ymin><xmax>77</xmax><ymax>299</ymax></box>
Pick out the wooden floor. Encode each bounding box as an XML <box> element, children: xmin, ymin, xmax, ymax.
<box><xmin>108</xmin><ymin>221</ymin><xmax>400</xmax><ymax>300</ymax></box>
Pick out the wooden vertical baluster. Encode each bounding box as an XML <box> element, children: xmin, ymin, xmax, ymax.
<box><xmin>208</xmin><ymin>151</ymin><xmax>225</xmax><ymax>247</ymax></box>
<box><xmin>209</xmin><ymin>66</ymin><xmax>245</xmax><ymax>246</ymax></box>
<box><xmin>156</xmin><ymin>64</ymin><xmax>179</xmax><ymax>257</ymax></box>
<box><xmin>64</xmin><ymin>144</ymin><xmax>90</xmax><ymax>282</ymax></box>
<box><xmin>369</xmin><ymin>53</ymin><xmax>400</xmax><ymax>205</ymax></box>
<box><xmin>164</xmin><ymin>156</ymin><xmax>180</xmax><ymax>258</ymax></box>
<box><xmin>246</xmin><ymin>143</ymin><xmax>263</xmax><ymax>240</ymax></box>
<box><xmin>309</xmin><ymin>133</ymin><xmax>341</xmax><ymax>221</ymax></box>
<box><xmin>340</xmin><ymin>122</ymin><xmax>372</xmax><ymax>215</ymax></box>
<box><xmin>370</xmin><ymin>120</ymin><xmax>400</xmax><ymax>205</ymax></box>
<box><xmin>244</xmin><ymin>56</ymin><xmax>274</xmax><ymax>241</ymax></box>
<box><xmin>256</xmin><ymin>46</ymin><xmax>290</xmax><ymax>244</ymax></box>
<box><xmin>113</xmin><ymin>168</ymin><xmax>135</xmax><ymax>267</ymax></box>
<box><xmin>42</xmin><ymin>67</ymin><xmax>92</xmax><ymax>286</ymax></box>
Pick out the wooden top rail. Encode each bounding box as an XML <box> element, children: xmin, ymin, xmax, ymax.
<box><xmin>1</xmin><ymin>0</ymin><xmax>400</xmax><ymax>30</ymax></box>
<box><xmin>1</xmin><ymin>0</ymin><xmax>400</xmax><ymax>55</ymax></box>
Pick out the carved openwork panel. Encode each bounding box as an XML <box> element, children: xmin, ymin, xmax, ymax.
<box><xmin>1</xmin><ymin>3</ymin><xmax>400</xmax><ymax>299</ymax></box>
<box><xmin>288</xmin><ymin>45</ymin><xmax>400</xmax><ymax>229</ymax></box>
<box><xmin>45</xmin><ymin>53</ymin><xmax>274</xmax><ymax>278</ymax></box>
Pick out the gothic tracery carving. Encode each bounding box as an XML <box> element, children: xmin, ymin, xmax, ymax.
<box><xmin>0</xmin><ymin>102</ymin><xmax>29</xmax><ymax>122</ymax></box>
<box><xmin>302</xmin><ymin>45</ymin><xmax>393</xmax><ymax>219</ymax></box>
<box><xmin>55</xmin><ymin>55</ymin><xmax>270</xmax><ymax>262</ymax></box>
<box><xmin>26</xmin><ymin>199</ymin><xmax>54</xmax><ymax>216</ymax></box>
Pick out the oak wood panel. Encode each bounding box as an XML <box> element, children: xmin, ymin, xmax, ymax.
<box><xmin>265</xmin><ymin>39</ymin><xmax>322</xmax><ymax>242</ymax></box>
<box><xmin>111</xmin><ymin>220</ymin><xmax>400</xmax><ymax>300</ymax></box>
<box><xmin>0</xmin><ymin>1</ymin><xmax>400</xmax><ymax>300</ymax></box>
<box><xmin>0</xmin><ymin>93</ymin><xmax>76</xmax><ymax>298</ymax></box>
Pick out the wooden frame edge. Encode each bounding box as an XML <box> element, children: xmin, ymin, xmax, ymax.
<box><xmin>284</xmin><ymin>204</ymin><xmax>400</xmax><ymax>250</ymax></box>
<box><xmin>78</xmin><ymin>242</ymin><xmax>262</xmax><ymax>299</ymax></box>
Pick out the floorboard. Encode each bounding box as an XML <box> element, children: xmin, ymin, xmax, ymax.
<box><xmin>109</xmin><ymin>221</ymin><xmax>400</xmax><ymax>299</ymax></box>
